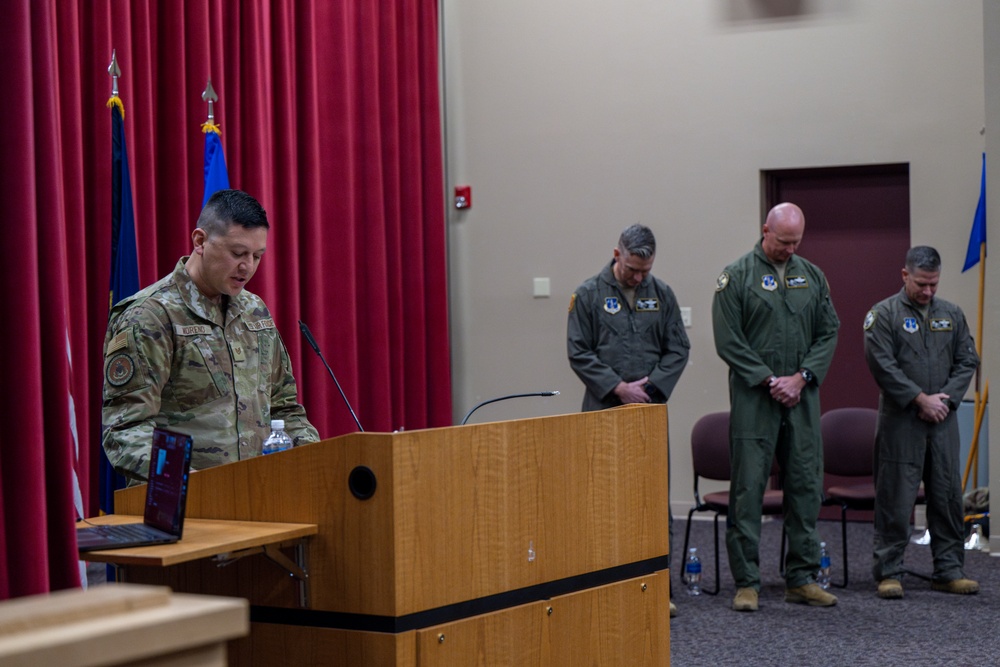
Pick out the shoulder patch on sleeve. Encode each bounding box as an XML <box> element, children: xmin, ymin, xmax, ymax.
<box><xmin>568</xmin><ymin>293</ymin><xmax>577</xmax><ymax>314</ymax></box>
<box><xmin>106</xmin><ymin>330</ymin><xmax>130</xmax><ymax>355</ymax></box>
<box><xmin>103</xmin><ymin>326</ymin><xmax>151</xmax><ymax>397</ymax></box>
<box><xmin>863</xmin><ymin>310</ymin><xmax>877</xmax><ymax>331</ymax></box>
<box><xmin>716</xmin><ymin>272</ymin><xmax>730</xmax><ymax>292</ymax></box>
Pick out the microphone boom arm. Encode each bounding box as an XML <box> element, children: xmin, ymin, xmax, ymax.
<box><xmin>298</xmin><ymin>320</ymin><xmax>364</xmax><ymax>432</ymax></box>
<box><xmin>460</xmin><ymin>391</ymin><xmax>560</xmax><ymax>426</ymax></box>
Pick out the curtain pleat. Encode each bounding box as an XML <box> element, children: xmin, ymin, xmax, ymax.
<box><xmin>0</xmin><ymin>0</ymin><xmax>450</xmax><ymax>600</ymax></box>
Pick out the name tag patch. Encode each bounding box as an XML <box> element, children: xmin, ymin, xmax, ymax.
<box><xmin>246</xmin><ymin>318</ymin><xmax>275</xmax><ymax>332</ymax></box>
<box><xmin>785</xmin><ymin>275</ymin><xmax>809</xmax><ymax>289</ymax></box>
<box><xmin>636</xmin><ymin>298</ymin><xmax>659</xmax><ymax>312</ymax></box>
<box><xmin>930</xmin><ymin>318</ymin><xmax>953</xmax><ymax>332</ymax></box>
<box><xmin>175</xmin><ymin>324</ymin><xmax>212</xmax><ymax>336</ymax></box>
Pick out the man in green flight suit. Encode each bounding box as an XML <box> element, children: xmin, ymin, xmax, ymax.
<box><xmin>863</xmin><ymin>246</ymin><xmax>979</xmax><ymax>600</ymax></box>
<box><xmin>568</xmin><ymin>223</ymin><xmax>690</xmax><ymax>617</ymax></box>
<box><xmin>712</xmin><ymin>202</ymin><xmax>840</xmax><ymax>612</ymax></box>
<box><xmin>102</xmin><ymin>189</ymin><xmax>319</xmax><ymax>483</ymax></box>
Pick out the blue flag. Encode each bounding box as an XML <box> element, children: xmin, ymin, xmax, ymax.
<box><xmin>103</xmin><ymin>99</ymin><xmax>139</xmax><ymax>513</ymax></box>
<box><xmin>202</xmin><ymin>129</ymin><xmax>230</xmax><ymax>207</ymax></box>
<box><xmin>963</xmin><ymin>152</ymin><xmax>986</xmax><ymax>272</ymax></box>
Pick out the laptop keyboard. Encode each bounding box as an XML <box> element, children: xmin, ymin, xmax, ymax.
<box><xmin>96</xmin><ymin>523</ymin><xmax>162</xmax><ymax>542</ymax></box>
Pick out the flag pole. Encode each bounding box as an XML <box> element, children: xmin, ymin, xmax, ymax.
<box><xmin>972</xmin><ymin>242</ymin><xmax>985</xmax><ymax>485</ymax></box>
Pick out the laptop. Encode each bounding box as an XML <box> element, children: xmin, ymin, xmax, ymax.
<box><xmin>77</xmin><ymin>428</ymin><xmax>193</xmax><ymax>551</ymax></box>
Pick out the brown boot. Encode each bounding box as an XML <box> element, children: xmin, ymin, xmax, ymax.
<box><xmin>785</xmin><ymin>583</ymin><xmax>838</xmax><ymax>607</ymax></box>
<box><xmin>931</xmin><ymin>578</ymin><xmax>979</xmax><ymax>595</ymax></box>
<box><xmin>877</xmin><ymin>578</ymin><xmax>903</xmax><ymax>599</ymax></box>
<box><xmin>732</xmin><ymin>587</ymin><xmax>758</xmax><ymax>612</ymax></box>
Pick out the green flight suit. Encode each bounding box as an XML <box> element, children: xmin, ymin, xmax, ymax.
<box><xmin>103</xmin><ymin>257</ymin><xmax>319</xmax><ymax>483</ymax></box>
<box><xmin>863</xmin><ymin>289</ymin><xmax>978</xmax><ymax>583</ymax></box>
<box><xmin>712</xmin><ymin>242</ymin><xmax>839</xmax><ymax>589</ymax></box>
<box><xmin>567</xmin><ymin>261</ymin><xmax>690</xmax><ymax>411</ymax></box>
<box><xmin>568</xmin><ymin>259</ymin><xmax>690</xmax><ymax>567</ymax></box>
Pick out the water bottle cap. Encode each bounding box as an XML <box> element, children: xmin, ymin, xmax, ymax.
<box><xmin>271</xmin><ymin>419</ymin><xmax>285</xmax><ymax>430</ymax></box>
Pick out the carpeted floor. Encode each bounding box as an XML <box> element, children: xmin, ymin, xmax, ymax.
<box><xmin>670</xmin><ymin>518</ymin><xmax>997</xmax><ymax>667</ymax></box>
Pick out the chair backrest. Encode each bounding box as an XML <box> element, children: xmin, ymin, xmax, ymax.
<box><xmin>820</xmin><ymin>407</ymin><xmax>878</xmax><ymax>478</ymax></box>
<box><xmin>690</xmin><ymin>412</ymin><xmax>732</xmax><ymax>482</ymax></box>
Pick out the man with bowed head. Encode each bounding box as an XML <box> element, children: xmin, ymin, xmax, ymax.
<box><xmin>864</xmin><ymin>246</ymin><xmax>979</xmax><ymax>600</ymax></box>
<box><xmin>712</xmin><ymin>202</ymin><xmax>840</xmax><ymax>612</ymax></box>
<box><xmin>102</xmin><ymin>189</ymin><xmax>319</xmax><ymax>483</ymax></box>
<box><xmin>567</xmin><ymin>223</ymin><xmax>690</xmax><ymax>616</ymax></box>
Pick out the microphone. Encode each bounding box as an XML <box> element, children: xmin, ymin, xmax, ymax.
<box><xmin>460</xmin><ymin>391</ymin><xmax>560</xmax><ymax>426</ymax></box>
<box><xmin>298</xmin><ymin>320</ymin><xmax>364</xmax><ymax>432</ymax></box>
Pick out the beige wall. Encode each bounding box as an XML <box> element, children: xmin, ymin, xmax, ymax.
<box><xmin>442</xmin><ymin>1</ymin><xmax>988</xmax><ymax>517</ymax></box>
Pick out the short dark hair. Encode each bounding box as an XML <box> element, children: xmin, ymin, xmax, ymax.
<box><xmin>905</xmin><ymin>246</ymin><xmax>941</xmax><ymax>273</ymax></box>
<box><xmin>618</xmin><ymin>224</ymin><xmax>656</xmax><ymax>259</ymax></box>
<box><xmin>197</xmin><ymin>189</ymin><xmax>269</xmax><ymax>237</ymax></box>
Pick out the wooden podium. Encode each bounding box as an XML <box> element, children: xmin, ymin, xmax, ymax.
<box><xmin>114</xmin><ymin>404</ymin><xmax>671</xmax><ymax>666</ymax></box>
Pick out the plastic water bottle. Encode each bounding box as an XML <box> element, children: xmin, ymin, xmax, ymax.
<box><xmin>684</xmin><ymin>547</ymin><xmax>702</xmax><ymax>596</ymax></box>
<box><xmin>817</xmin><ymin>541</ymin><xmax>831</xmax><ymax>589</ymax></box>
<box><xmin>262</xmin><ymin>419</ymin><xmax>293</xmax><ymax>455</ymax></box>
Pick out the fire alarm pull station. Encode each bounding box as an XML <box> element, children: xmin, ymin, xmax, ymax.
<box><xmin>454</xmin><ymin>185</ymin><xmax>472</xmax><ymax>209</ymax></box>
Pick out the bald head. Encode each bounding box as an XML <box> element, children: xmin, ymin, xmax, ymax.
<box><xmin>761</xmin><ymin>202</ymin><xmax>805</xmax><ymax>264</ymax></box>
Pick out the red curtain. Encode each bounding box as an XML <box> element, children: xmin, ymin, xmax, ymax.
<box><xmin>0</xmin><ymin>0</ymin><xmax>450</xmax><ymax>599</ymax></box>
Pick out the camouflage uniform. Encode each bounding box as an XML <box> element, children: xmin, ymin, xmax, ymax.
<box><xmin>102</xmin><ymin>257</ymin><xmax>319</xmax><ymax>482</ymax></box>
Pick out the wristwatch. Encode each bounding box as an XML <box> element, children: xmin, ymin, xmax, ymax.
<box><xmin>800</xmin><ymin>368</ymin><xmax>814</xmax><ymax>384</ymax></box>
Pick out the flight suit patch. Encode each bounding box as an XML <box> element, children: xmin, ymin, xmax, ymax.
<box><xmin>930</xmin><ymin>318</ymin><xmax>953</xmax><ymax>331</ymax></box>
<box><xmin>604</xmin><ymin>297</ymin><xmax>621</xmax><ymax>314</ymax></box>
<box><xmin>785</xmin><ymin>275</ymin><xmax>808</xmax><ymax>289</ymax></box>
<box><xmin>761</xmin><ymin>275</ymin><xmax>777</xmax><ymax>292</ymax></box>
<box><xmin>636</xmin><ymin>298</ymin><xmax>659</xmax><ymax>311</ymax></box>
<box><xmin>863</xmin><ymin>310</ymin><xmax>876</xmax><ymax>331</ymax></box>
<box><xmin>902</xmin><ymin>317</ymin><xmax>919</xmax><ymax>334</ymax></box>
<box><xmin>716</xmin><ymin>272</ymin><xmax>730</xmax><ymax>292</ymax></box>
<box><xmin>568</xmin><ymin>293</ymin><xmax>577</xmax><ymax>313</ymax></box>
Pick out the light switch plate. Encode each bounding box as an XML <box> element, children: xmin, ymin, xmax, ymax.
<box><xmin>533</xmin><ymin>277</ymin><xmax>550</xmax><ymax>298</ymax></box>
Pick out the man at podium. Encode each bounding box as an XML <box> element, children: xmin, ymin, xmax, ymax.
<box><xmin>102</xmin><ymin>189</ymin><xmax>319</xmax><ymax>484</ymax></box>
<box><xmin>567</xmin><ymin>223</ymin><xmax>691</xmax><ymax>616</ymax></box>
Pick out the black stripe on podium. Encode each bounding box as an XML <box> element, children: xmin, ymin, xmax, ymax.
<box><xmin>251</xmin><ymin>554</ymin><xmax>670</xmax><ymax>634</ymax></box>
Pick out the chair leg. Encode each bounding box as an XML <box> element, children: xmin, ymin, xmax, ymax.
<box><xmin>832</xmin><ymin>504</ymin><xmax>849</xmax><ymax>588</ymax></box>
<box><xmin>779</xmin><ymin>523</ymin><xmax>787</xmax><ymax>577</ymax></box>
<box><xmin>681</xmin><ymin>508</ymin><xmax>695</xmax><ymax>591</ymax></box>
<box><xmin>704</xmin><ymin>512</ymin><xmax>722</xmax><ymax>595</ymax></box>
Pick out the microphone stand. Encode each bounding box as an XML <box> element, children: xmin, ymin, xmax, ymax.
<box><xmin>298</xmin><ymin>320</ymin><xmax>364</xmax><ymax>432</ymax></box>
<box><xmin>460</xmin><ymin>391</ymin><xmax>560</xmax><ymax>426</ymax></box>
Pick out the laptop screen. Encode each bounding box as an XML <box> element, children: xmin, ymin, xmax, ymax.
<box><xmin>144</xmin><ymin>428</ymin><xmax>193</xmax><ymax>534</ymax></box>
